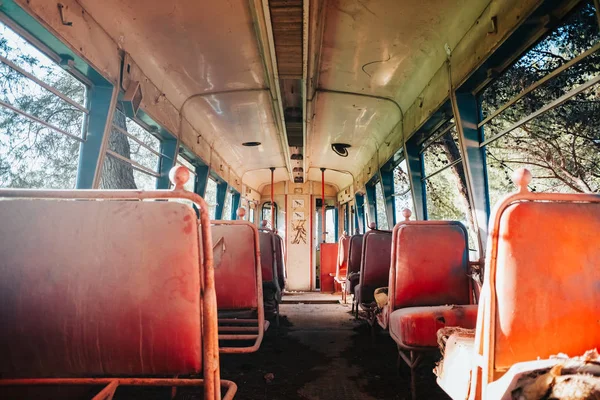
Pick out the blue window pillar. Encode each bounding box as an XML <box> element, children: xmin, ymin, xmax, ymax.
<box><xmin>76</xmin><ymin>84</ymin><xmax>116</xmax><ymax>189</ymax></box>
<box><xmin>405</xmin><ymin>139</ymin><xmax>426</xmax><ymax>220</ymax></box>
<box><xmin>215</xmin><ymin>181</ymin><xmax>228</xmax><ymax>220</ymax></box>
<box><xmin>453</xmin><ymin>92</ymin><xmax>491</xmax><ymax>252</ymax></box>
<box><xmin>364</xmin><ymin>183</ymin><xmax>377</xmax><ymax>227</ymax></box>
<box><xmin>380</xmin><ymin>168</ymin><xmax>396</xmax><ymax>227</ymax></box>
<box><xmin>231</xmin><ymin>191</ymin><xmax>241</xmax><ymax>219</ymax></box>
<box><xmin>354</xmin><ymin>194</ymin><xmax>365</xmax><ymax>234</ymax></box>
<box><xmin>156</xmin><ymin>139</ymin><xmax>177</xmax><ymax>189</ymax></box>
<box><xmin>333</xmin><ymin>207</ymin><xmax>339</xmax><ymax>242</ymax></box>
<box><xmin>195</xmin><ymin>165</ymin><xmax>210</xmax><ymax>197</ymax></box>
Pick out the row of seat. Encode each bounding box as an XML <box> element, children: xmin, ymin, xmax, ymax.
<box><xmin>336</xmin><ymin>168</ymin><xmax>600</xmax><ymax>399</ymax></box>
<box><xmin>259</xmin><ymin>227</ymin><xmax>286</xmax><ymax>323</ymax></box>
<box><xmin>0</xmin><ymin>166</ymin><xmax>277</xmax><ymax>399</ymax></box>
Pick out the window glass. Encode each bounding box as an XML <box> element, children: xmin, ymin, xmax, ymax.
<box><xmin>480</xmin><ymin>1</ymin><xmax>600</xmax><ymax>205</ymax></box>
<box><xmin>0</xmin><ymin>21</ymin><xmax>87</xmax><ymax>189</ymax></box>
<box><xmin>422</xmin><ymin>123</ymin><xmax>459</xmax><ymax>176</ymax></box>
<box><xmin>100</xmin><ymin>110</ymin><xmax>160</xmax><ymax>190</ymax></box>
<box><xmin>222</xmin><ymin>190</ymin><xmax>232</xmax><ymax>220</ymax></box>
<box><xmin>393</xmin><ymin>159</ymin><xmax>413</xmax><ymax>223</ymax></box>
<box><xmin>325</xmin><ymin>208</ymin><xmax>336</xmax><ymax>243</ymax></box>
<box><xmin>422</xmin><ymin>118</ymin><xmax>477</xmax><ymax>253</ymax></box>
<box><xmin>481</xmin><ymin>3</ymin><xmax>600</xmax><ymax>120</ymax></box>
<box><xmin>205</xmin><ymin>177</ymin><xmax>218</xmax><ymax>220</ymax></box>
<box><xmin>261</xmin><ymin>202</ymin><xmax>277</xmax><ymax>229</ymax></box>
<box><xmin>375</xmin><ymin>181</ymin><xmax>389</xmax><ymax>230</ymax></box>
<box><xmin>425</xmin><ymin>163</ymin><xmax>477</xmax><ymax>251</ymax></box>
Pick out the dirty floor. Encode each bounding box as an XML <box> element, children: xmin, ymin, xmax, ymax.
<box><xmin>220</xmin><ymin>293</ymin><xmax>451</xmax><ymax>400</ymax></box>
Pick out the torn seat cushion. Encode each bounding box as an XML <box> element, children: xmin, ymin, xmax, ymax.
<box><xmin>389</xmin><ymin>305</ymin><xmax>478</xmax><ymax>349</ymax></box>
<box><xmin>435</xmin><ymin>330</ymin><xmax>476</xmax><ymax>400</ymax></box>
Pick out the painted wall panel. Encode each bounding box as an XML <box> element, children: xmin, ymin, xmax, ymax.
<box><xmin>287</xmin><ymin>194</ymin><xmax>311</xmax><ymax>291</ymax></box>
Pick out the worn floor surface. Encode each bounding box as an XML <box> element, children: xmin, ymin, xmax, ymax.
<box><xmin>219</xmin><ymin>293</ymin><xmax>451</xmax><ymax>400</ymax></box>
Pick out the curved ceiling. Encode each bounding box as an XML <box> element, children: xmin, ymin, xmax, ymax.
<box><xmin>78</xmin><ymin>0</ymin><xmax>491</xmax><ymax>191</ymax></box>
<box><xmin>78</xmin><ymin>0</ymin><xmax>288</xmax><ymax>181</ymax></box>
<box><xmin>307</xmin><ymin>0</ymin><xmax>490</xmax><ymax>184</ymax></box>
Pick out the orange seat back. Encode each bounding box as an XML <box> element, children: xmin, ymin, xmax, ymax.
<box><xmin>336</xmin><ymin>234</ymin><xmax>350</xmax><ymax>279</ymax></box>
<box><xmin>358</xmin><ymin>230</ymin><xmax>392</xmax><ymax>304</ymax></box>
<box><xmin>347</xmin><ymin>234</ymin><xmax>363</xmax><ymax>275</ymax></box>
<box><xmin>474</xmin><ymin>174</ymin><xmax>600</xmax><ymax>397</ymax></box>
<box><xmin>259</xmin><ymin>230</ymin><xmax>276</xmax><ymax>284</ymax></box>
<box><xmin>0</xmin><ymin>200</ymin><xmax>202</xmax><ymax>377</ymax></box>
<box><xmin>274</xmin><ymin>234</ymin><xmax>286</xmax><ymax>290</ymax></box>
<box><xmin>390</xmin><ymin>221</ymin><xmax>470</xmax><ymax>312</ymax></box>
<box><xmin>212</xmin><ymin>222</ymin><xmax>261</xmax><ymax>311</ymax></box>
<box><xmin>492</xmin><ymin>201</ymin><xmax>600</xmax><ymax>369</ymax></box>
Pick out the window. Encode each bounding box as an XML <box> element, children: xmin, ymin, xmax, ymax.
<box><xmin>480</xmin><ymin>1</ymin><xmax>600</xmax><ymax>206</ymax></box>
<box><xmin>261</xmin><ymin>202</ymin><xmax>277</xmax><ymax>229</ymax></box>
<box><xmin>393</xmin><ymin>159</ymin><xmax>413</xmax><ymax>223</ymax></box>
<box><xmin>222</xmin><ymin>190</ymin><xmax>232</xmax><ymax>220</ymax></box>
<box><xmin>99</xmin><ymin>109</ymin><xmax>161</xmax><ymax>190</ymax></box>
<box><xmin>249</xmin><ymin>205</ymin><xmax>255</xmax><ymax>223</ymax></box>
<box><xmin>375</xmin><ymin>181</ymin><xmax>389</xmax><ymax>230</ymax></box>
<box><xmin>0</xmin><ymin>20</ymin><xmax>88</xmax><ymax>189</ymax></box>
<box><xmin>325</xmin><ymin>207</ymin><xmax>336</xmax><ymax>243</ymax></box>
<box><xmin>421</xmin><ymin>119</ymin><xmax>477</xmax><ymax>251</ymax></box>
<box><xmin>205</xmin><ymin>177</ymin><xmax>218</xmax><ymax>220</ymax></box>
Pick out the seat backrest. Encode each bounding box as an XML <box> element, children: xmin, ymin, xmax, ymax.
<box><xmin>336</xmin><ymin>235</ymin><xmax>350</xmax><ymax>278</ymax></box>
<box><xmin>347</xmin><ymin>234</ymin><xmax>364</xmax><ymax>275</ymax></box>
<box><xmin>489</xmin><ymin>200</ymin><xmax>600</xmax><ymax>371</ymax></box>
<box><xmin>391</xmin><ymin>221</ymin><xmax>470</xmax><ymax>311</ymax></box>
<box><xmin>212</xmin><ymin>222</ymin><xmax>260</xmax><ymax>310</ymax></box>
<box><xmin>0</xmin><ymin>200</ymin><xmax>202</xmax><ymax>378</ymax></box>
<box><xmin>274</xmin><ymin>234</ymin><xmax>286</xmax><ymax>290</ymax></box>
<box><xmin>259</xmin><ymin>230</ymin><xmax>276</xmax><ymax>284</ymax></box>
<box><xmin>358</xmin><ymin>230</ymin><xmax>392</xmax><ymax>304</ymax></box>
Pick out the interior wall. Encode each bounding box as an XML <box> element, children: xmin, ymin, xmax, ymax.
<box><xmin>286</xmin><ymin>193</ymin><xmax>311</xmax><ymax>291</ymax></box>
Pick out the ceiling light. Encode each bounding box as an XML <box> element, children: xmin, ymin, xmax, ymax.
<box><xmin>332</xmin><ymin>143</ymin><xmax>351</xmax><ymax>157</ymax></box>
<box><xmin>242</xmin><ymin>141</ymin><xmax>261</xmax><ymax>147</ymax></box>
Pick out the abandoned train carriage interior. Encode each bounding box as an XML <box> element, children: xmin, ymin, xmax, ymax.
<box><xmin>0</xmin><ymin>0</ymin><xmax>599</xmax><ymax>399</ymax></box>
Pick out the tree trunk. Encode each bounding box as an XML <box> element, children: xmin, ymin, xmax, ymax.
<box><xmin>99</xmin><ymin>111</ymin><xmax>137</xmax><ymax>189</ymax></box>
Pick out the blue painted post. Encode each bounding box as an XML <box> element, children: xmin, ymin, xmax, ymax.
<box><xmin>364</xmin><ymin>183</ymin><xmax>377</xmax><ymax>228</ymax></box>
<box><xmin>405</xmin><ymin>139</ymin><xmax>427</xmax><ymax>220</ymax></box>
<box><xmin>333</xmin><ymin>206</ymin><xmax>339</xmax><ymax>242</ymax></box>
<box><xmin>354</xmin><ymin>194</ymin><xmax>365</xmax><ymax>234</ymax></box>
<box><xmin>195</xmin><ymin>165</ymin><xmax>210</xmax><ymax>197</ymax></box>
<box><xmin>231</xmin><ymin>192</ymin><xmax>241</xmax><ymax>219</ymax></box>
<box><xmin>380</xmin><ymin>168</ymin><xmax>396</xmax><ymax>226</ymax></box>
<box><xmin>156</xmin><ymin>139</ymin><xmax>177</xmax><ymax>189</ymax></box>
<box><xmin>453</xmin><ymin>92</ymin><xmax>491</xmax><ymax>252</ymax></box>
<box><xmin>76</xmin><ymin>85</ymin><xmax>115</xmax><ymax>188</ymax></box>
<box><xmin>215</xmin><ymin>181</ymin><xmax>227</xmax><ymax>220</ymax></box>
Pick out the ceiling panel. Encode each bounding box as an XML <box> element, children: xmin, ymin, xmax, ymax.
<box><xmin>308</xmin><ymin>91</ymin><xmax>401</xmax><ymax>178</ymax></box>
<box><xmin>184</xmin><ymin>90</ymin><xmax>287</xmax><ymax>174</ymax></box>
<box><xmin>318</xmin><ymin>0</ymin><xmax>490</xmax><ymax>111</ymax></box>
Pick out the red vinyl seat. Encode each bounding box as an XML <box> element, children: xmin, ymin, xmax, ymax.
<box><xmin>356</xmin><ymin>229</ymin><xmax>392</xmax><ymax>316</ymax></box>
<box><xmin>0</xmin><ymin>169</ymin><xmax>236</xmax><ymax>400</ymax></box>
<box><xmin>259</xmin><ymin>229</ymin><xmax>285</xmax><ymax>320</ymax></box>
<box><xmin>382</xmin><ymin>219</ymin><xmax>474</xmax><ymax>400</ymax></box>
<box><xmin>212</xmin><ymin>221</ymin><xmax>266</xmax><ymax>353</ymax></box>
<box><xmin>389</xmin><ymin>305</ymin><xmax>478</xmax><ymax>348</ymax></box>
<box><xmin>347</xmin><ymin>234</ymin><xmax>363</xmax><ymax>295</ymax></box>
